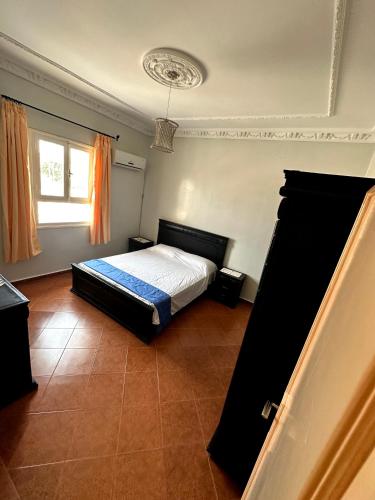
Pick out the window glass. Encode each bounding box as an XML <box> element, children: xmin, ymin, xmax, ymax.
<box><xmin>39</xmin><ymin>140</ymin><xmax>65</xmax><ymax>197</ymax></box>
<box><xmin>70</xmin><ymin>147</ymin><xmax>90</xmax><ymax>199</ymax></box>
<box><xmin>37</xmin><ymin>201</ymin><xmax>90</xmax><ymax>224</ymax></box>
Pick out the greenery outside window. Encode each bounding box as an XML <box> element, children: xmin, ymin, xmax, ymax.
<box><xmin>29</xmin><ymin>130</ymin><xmax>93</xmax><ymax>226</ymax></box>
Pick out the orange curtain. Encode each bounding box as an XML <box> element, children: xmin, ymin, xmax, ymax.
<box><xmin>0</xmin><ymin>98</ymin><xmax>41</xmax><ymax>263</ymax></box>
<box><xmin>90</xmin><ymin>134</ymin><xmax>111</xmax><ymax>245</ymax></box>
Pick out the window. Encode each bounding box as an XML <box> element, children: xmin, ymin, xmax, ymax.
<box><xmin>30</xmin><ymin>131</ymin><xmax>93</xmax><ymax>226</ymax></box>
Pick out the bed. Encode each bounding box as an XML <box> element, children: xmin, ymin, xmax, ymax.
<box><xmin>71</xmin><ymin>219</ymin><xmax>228</xmax><ymax>343</ymax></box>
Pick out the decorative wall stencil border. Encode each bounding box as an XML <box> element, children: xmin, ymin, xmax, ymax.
<box><xmin>0</xmin><ymin>55</ymin><xmax>153</xmax><ymax>135</ymax></box>
<box><xmin>176</xmin><ymin>128</ymin><xmax>375</xmax><ymax>143</ymax></box>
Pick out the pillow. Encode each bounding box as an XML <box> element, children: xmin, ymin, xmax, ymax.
<box><xmin>150</xmin><ymin>244</ymin><xmax>217</xmax><ymax>276</ymax></box>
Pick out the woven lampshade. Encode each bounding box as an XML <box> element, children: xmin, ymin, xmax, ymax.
<box><xmin>151</xmin><ymin>118</ymin><xmax>179</xmax><ymax>153</ymax></box>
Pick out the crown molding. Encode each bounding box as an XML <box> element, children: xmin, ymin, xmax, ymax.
<box><xmin>173</xmin><ymin>0</ymin><xmax>347</xmax><ymax>122</ymax></box>
<box><xmin>0</xmin><ymin>0</ymin><xmax>346</xmax><ymax>126</ymax></box>
<box><xmin>176</xmin><ymin>127</ymin><xmax>375</xmax><ymax>143</ymax></box>
<box><xmin>0</xmin><ymin>52</ymin><xmax>153</xmax><ymax>136</ymax></box>
<box><xmin>327</xmin><ymin>0</ymin><xmax>347</xmax><ymax>116</ymax></box>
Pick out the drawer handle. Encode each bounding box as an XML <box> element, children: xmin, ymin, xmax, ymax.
<box><xmin>261</xmin><ymin>400</ymin><xmax>279</xmax><ymax>419</ymax></box>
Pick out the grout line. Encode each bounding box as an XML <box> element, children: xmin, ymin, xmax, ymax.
<box><xmin>112</xmin><ymin>349</ymin><xmax>128</xmax><ymax>497</ymax></box>
<box><xmin>155</xmin><ymin>347</ymin><xmax>164</xmax><ymax>447</ymax></box>
<box><xmin>193</xmin><ymin>397</ymin><xmax>219</xmax><ymax>500</ymax></box>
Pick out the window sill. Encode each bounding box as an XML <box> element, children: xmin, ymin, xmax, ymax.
<box><xmin>37</xmin><ymin>222</ymin><xmax>90</xmax><ymax>229</ymax></box>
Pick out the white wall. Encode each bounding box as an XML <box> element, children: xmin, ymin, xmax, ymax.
<box><xmin>0</xmin><ymin>70</ymin><xmax>151</xmax><ymax>281</ymax></box>
<box><xmin>365</xmin><ymin>150</ymin><xmax>375</xmax><ymax>177</ymax></box>
<box><xmin>141</xmin><ymin>137</ymin><xmax>374</xmax><ymax>301</ymax></box>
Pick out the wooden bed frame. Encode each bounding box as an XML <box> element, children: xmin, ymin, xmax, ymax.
<box><xmin>71</xmin><ymin>219</ymin><xmax>228</xmax><ymax>343</ymax></box>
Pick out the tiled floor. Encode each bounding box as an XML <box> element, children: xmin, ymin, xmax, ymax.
<box><xmin>0</xmin><ymin>271</ymin><xmax>252</xmax><ymax>499</ymax></box>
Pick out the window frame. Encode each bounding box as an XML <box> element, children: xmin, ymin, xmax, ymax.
<box><xmin>29</xmin><ymin>129</ymin><xmax>94</xmax><ymax>228</ymax></box>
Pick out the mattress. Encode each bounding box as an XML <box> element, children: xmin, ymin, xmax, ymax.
<box><xmin>79</xmin><ymin>244</ymin><xmax>217</xmax><ymax>325</ymax></box>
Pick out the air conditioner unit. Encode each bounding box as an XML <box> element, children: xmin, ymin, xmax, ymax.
<box><xmin>112</xmin><ymin>149</ymin><xmax>146</xmax><ymax>172</ymax></box>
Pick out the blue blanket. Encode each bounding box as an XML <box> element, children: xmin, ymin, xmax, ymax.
<box><xmin>83</xmin><ymin>259</ymin><xmax>171</xmax><ymax>328</ymax></box>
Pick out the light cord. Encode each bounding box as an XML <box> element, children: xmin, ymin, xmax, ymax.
<box><xmin>166</xmin><ymin>83</ymin><xmax>172</xmax><ymax>119</ymax></box>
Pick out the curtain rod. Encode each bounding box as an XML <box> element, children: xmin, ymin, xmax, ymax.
<box><xmin>1</xmin><ymin>94</ymin><xmax>120</xmax><ymax>141</ymax></box>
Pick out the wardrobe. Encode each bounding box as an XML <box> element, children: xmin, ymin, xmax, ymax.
<box><xmin>208</xmin><ymin>170</ymin><xmax>375</xmax><ymax>489</ymax></box>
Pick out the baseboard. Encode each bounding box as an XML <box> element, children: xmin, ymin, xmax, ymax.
<box><xmin>12</xmin><ymin>267</ymin><xmax>71</xmax><ymax>284</ymax></box>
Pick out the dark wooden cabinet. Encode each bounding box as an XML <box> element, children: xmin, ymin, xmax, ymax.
<box><xmin>211</xmin><ymin>269</ymin><xmax>245</xmax><ymax>307</ymax></box>
<box><xmin>128</xmin><ymin>237</ymin><xmax>154</xmax><ymax>252</ymax></box>
<box><xmin>208</xmin><ymin>170</ymin><xmax>375</xmax><ymax>489</ymax></box>
<box><xmin>0</xmin><ymin>275</ymin><xmax>37</xmax><ymax>408</ymax></box>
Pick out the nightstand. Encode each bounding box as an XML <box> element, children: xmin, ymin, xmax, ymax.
<box><xmin>128</xmin><ymin>236</ymin><xmax>154</xmax><ymax>252</ymax></box>
<box><xmin>211</xmin><ymin>268</ymin><xmax>246</xmax><ymax>308</ymax></box>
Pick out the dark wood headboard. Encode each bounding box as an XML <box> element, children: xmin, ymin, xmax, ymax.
<box><xmin>157</xmin><ymin>219</ymin><xmax>228</xmax><ymax>269</ymax></box>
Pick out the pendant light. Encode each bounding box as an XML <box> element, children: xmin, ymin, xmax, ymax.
<box><xmin>151</xmin><ymin>76</ymin><xmax>179</xmax><ymax>153</ymax></box>
<box><xmin>143</xmin><ymin>48</ymin><xmax>205</xmax><ymax>153</ymax></box>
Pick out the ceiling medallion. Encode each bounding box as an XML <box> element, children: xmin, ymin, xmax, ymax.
<box><xmin>143</xmin><ymin>48</ymin><xmax>205</xmax><ymax>153</ymax></box>
<box><xmin>143</xmin><ymin>48</ymin><xmax>205</xmax><ymax>90</ymax></box>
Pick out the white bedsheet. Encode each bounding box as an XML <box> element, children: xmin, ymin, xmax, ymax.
<box><xmin>80</xmin><ymin>244</ymin><xmax>217</xmax><ymax>325</ymax></box>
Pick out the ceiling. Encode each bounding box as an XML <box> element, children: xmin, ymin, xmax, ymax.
<box><xmin>0</xmin><ymin>0</ymin><xmax>374</xmax><ymax>140</ymax></box>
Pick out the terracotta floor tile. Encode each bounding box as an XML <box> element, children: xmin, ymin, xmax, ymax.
<box><xmin>83</xmin><ymin>373</ymin><xmax>125</xmax><ymax>409</ymax></box>
<box><xmin>156</xmin><ymin>347</ymin><xmax>187</xmax><ymax>372</ymax></box>
<box><xmin>0</xmin><ymin>376</ymin><xmax>50</xmax><ymax>416</ymax></box>
<box><xmin>31</xmin><ymin>328</ymin><xmax>73</xmax><ymax>348</ymax></box>
<box><xmin>210</xmin><ymin>459</ymin><xmax>243</xmax><ymax>500</ymax></box>
<box><xmin>182</xmin><ymin>346</ymin><xmax>216</xmax><ymax>372</ymax></box>
<box><xmin>75</xmin><ymin>312</ymin><xmax>107</xmax><ymax>328</ymax></box>
<box><xmin>46</xmin><ymin>312</ymin><xmax>79</xmax><ymax>329</ymax></box>
<box><xmin>3</xmin><ymin>275</ymin><xmax>249</xmax><ymax>498</ymax></box>
<box><xmin>158</xmin><ymin>369</ymin><xmax>194</xmax><ymax>403</ymax></box>
<box><xmin>178</xmin><ymin>328</ymin><xmax>206</xmax><ymax>346</ymax></box>
<box><xmin>223</xmin><ymin>328</ymin><xmax>246</xmax><ymax>345</ymax></box>
<box><xmin>171</xmin><ymin>312</ymin><xmax>200</xmax><ymax>330</ymax></box>
<box><xmin>198</xmin><ymin>315</ymin><xmax>226</xmax><ymax>331</ymax></box>
<box><xmin>0</xmin><ymin>459</ymin><xmax>18</xmax><ymax>499</ymax></box>
<box><xmin>114</xmin><ymin>450</ymin><xmax>166</xmax><ymax>499</ymax></box>
<box><xmin>123</xmin><ymin>330</ymin><xmax>146</xmax><ymax>347</ymax></box>
<box><xmin>30</xmin><ymin>348</ymin><xmax>63</xmax><ymax>376</ymax></box>
<box><xmin>7</xmin><ymin>411</ymin><xmax>77</xmax><ymax>467</ymax></box>
<box><xmin>163</xmin><ymin>444</ymin><xmax>216</xmax><ymax>499</ymax></box>
<box><xmin>57</xmin><ymin>298</ymin><xmax>94</xmax><ymax>313</ymax></box>
<box><xmin>28</xmin><ymin>327</ymin><xmax>43</xmax><ymax>344</ymax></box>
<box><xmin>0</xmin><ymin>412</ymin><xmax>29</xmax><ymax>465</ymax></box>
<box><xmin>57</xmin><ymin>457</ymin><xmax>114</xmax><ymax>500</ymax></box>
<box><xmin>39</xmin><ymin>375</ymin><xmax>89</xmax><ymax>411</ymax></box>
<box><xmin>100</xmin><ymin>326</ymin><xmax>132</xmax><ymax>348</ymax></box>
<box><xmin>217</xmin><ymin>315</ymin><xmax>244</xmax><ymax>331</ymax></box>
<box><xmin>69</xmin><ymin>408</ymin><xmax>120</xmax><ymax>459</ymax></box>
<box><xmin>151</xmin><ymin>327</ymin><xmax>182</xmax><ymax>348</ymax></box>
<box><xmin>30</xmin><ymin>297</ymin><xmax>65</xmax><ymax>312</ymax></box>
<box><xmin>161</xmin><ymin>401</ymin><xmax>204</xmax><ymax>447</ymax></box>
<box><xmin>209</xmin><ymin>346</ymin><xmax>240</xmax><ymax>369</ymax></box>
<box><xmin>9</xmin><ymin>463</ymin><xmax>63</xmax><ymax>500</ymax></box>
<box><xmin>67</xmin><ymin>328</ymin><xmax>103</xmax><ymax>348</ymax></box>
<box><xmin>28</xmin><ymin>311</ymin><xmax>54</xmax><ymax>328</ymax></box>
<box><xmin>91</xmin><ymin>348</ymin><xmax>127</xmax><ymax>374</ymax></box>
<box><xmin>190</xmin><ymin>369</ymin><xmax>226</xmax><ymax>399</ymax></box>
<box><xmin>118</xmin><ymin>404</ymin><xmax>162</xmax><ymax>453</ymax></box>
<box><xmin>126</xmin><ymin>347</ymin><xmax>156</xmax><ymax>372</ymax></box>
<box><xmin>196</xmin><ymin>398</ymin><xmax>225</xmax><ymax>444</ymax></box>
<box><xmin>124</xmin><ymin>371</ymin><xmax>159</xmax><ymax>406</ymax></box>
<box><xmin>54</xmin><ymin>349</ymin><xmax>96</xmax><ymax>375</ymax></box>
<box><xmin>200</xmin><ymin>327</ymin><xmax>229</xmax><ymax>346</ymax></box>
<box><xmin>217</xmin><ymin>367</ymin><xmax>234</xmax><ymax>394</ymax></box>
